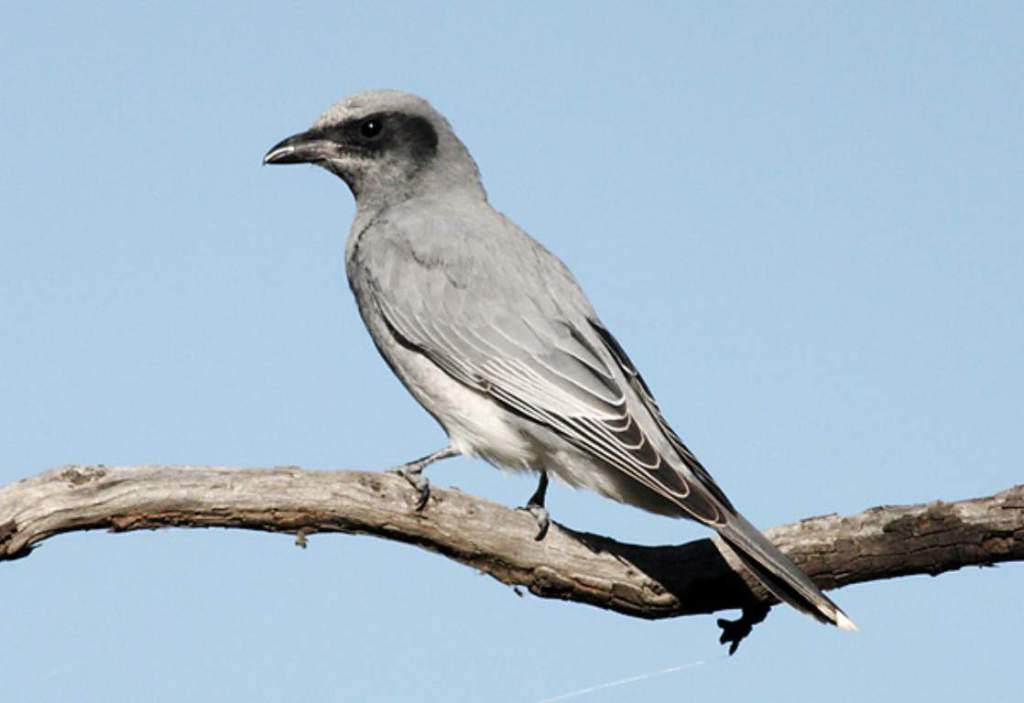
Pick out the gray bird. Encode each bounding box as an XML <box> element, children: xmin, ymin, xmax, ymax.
<box><xmin>264</xmin><ymin>90</ymin><xmax>855</xmax><ymax>631</ymax></box>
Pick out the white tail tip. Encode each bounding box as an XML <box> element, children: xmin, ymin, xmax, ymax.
<box><xmin>834</xmin><ymin>611</ymin><xmax>859</xmax><ymax>632</ymax></box>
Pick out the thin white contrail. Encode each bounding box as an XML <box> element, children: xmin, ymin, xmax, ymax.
<box><xmin>534</xmin><ymin>656</ymin><xmax>723</xmax><ymax>703</ymax></box>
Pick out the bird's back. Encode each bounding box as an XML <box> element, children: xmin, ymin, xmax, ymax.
<box><xmin>346</xmin><ymin>192</ymin><xmax>719</xmax><ymax>514</ymax></box>
<box><xmin>348</xmin><ymin>192</ymin><xmax>586</xmax><ymax>319</ymax></box>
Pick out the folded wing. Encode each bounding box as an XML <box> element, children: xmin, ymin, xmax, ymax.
<box><xmin>369</xmin><ymin>236</ymin><xmax>729</xmax><ymax>525</ymax></box>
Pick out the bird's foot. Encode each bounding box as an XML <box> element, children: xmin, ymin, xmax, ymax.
<box><xmin>392</xmin><ymin>463</ymin><xmax>431</xmax><ymax>511</ymax></box>
<box><xmin>517</xmin><ymin>471</ymin><xmax>550</xmax><ymax>540</ymax></box>
<box><xmin>388</xmin><ymin>445</ymin><xmax>458</xmax><ymax>511</ymax></box>
<box><xmin>523</xmin><ymin>502</ymin><xmax>550</xmax><ymax>541</ymax></box>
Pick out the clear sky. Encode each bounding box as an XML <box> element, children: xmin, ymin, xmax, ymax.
<box><xmin>2</xmin><ymin>3</ymin><xmax>1021</xmax><ymax>702</ymax></box>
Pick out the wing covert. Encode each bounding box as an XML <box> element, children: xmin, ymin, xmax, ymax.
<box><xmin>362</xmin><ymin>216</ymin><xmax>726</xmax><ymax>524</ymax></box>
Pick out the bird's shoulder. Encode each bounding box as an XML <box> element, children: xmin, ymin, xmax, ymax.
<box><xmin>352</xmin><ymin>194</ymin><xmax>593</xmax><ymax>317</ymax></box>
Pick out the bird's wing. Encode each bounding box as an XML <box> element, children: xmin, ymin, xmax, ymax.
<box><xmin>587</xmin><ymin>317</ymin><xmax>736</xmax><ymax>514</ymax></box>
<box><xmin>364</xmin><ymin>217</ymin><xmax>729</xmax><ymax>525</ymax></box>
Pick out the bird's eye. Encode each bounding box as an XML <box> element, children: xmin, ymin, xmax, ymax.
<box><xmin>360</xmin><ymin>118</ymin><xmax>383</xmax><ymax>139</ymax></box>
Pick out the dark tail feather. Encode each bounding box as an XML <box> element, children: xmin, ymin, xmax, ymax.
<box><xmin>717</xmin><ymin>513</ymin><xmax>857</xmax><ymax>631</ymax></box>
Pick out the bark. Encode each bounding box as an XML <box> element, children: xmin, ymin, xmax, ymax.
<box><xmin>2</xmin><ymin>465</ymin><xmax>1021</xmax><ymax>645</ymax></box>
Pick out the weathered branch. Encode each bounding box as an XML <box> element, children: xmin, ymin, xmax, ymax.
<box><xmin>2</xmin><ymin>465</ymin><xmax>1022</xmax><ymax>625</ymax></box>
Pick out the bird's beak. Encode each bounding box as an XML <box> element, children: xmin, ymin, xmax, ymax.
<box><xmin>263</xmin><ymin>129</ymin><xmax>336</xmax><ymax>165</ymax></box>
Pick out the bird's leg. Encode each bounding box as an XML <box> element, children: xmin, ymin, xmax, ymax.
<box><xmin>519</xmin><ymin>471</ymin><xmax>550</xmax><ymax>540</ymax></box>
<box><xmin>389</xmin><ymin>445</ymin><xmax>458</xmax><ymax>511</ymax></box>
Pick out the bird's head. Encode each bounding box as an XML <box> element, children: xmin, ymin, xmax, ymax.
<box><xmin>264</xmin><ymin>90</ymin><xmax>483</xmax><ymax>209</ymax></box>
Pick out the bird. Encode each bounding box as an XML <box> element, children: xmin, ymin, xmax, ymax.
<box><xmin>263</xmin><ymin>89</ymin><xmax>856</xmax><ymax>631</ymax></box>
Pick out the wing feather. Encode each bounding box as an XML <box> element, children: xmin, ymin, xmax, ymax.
<box><xmin>365</xmin><ymin>218</ymin><xmax>727</xmax><ymax>525</ymax></box>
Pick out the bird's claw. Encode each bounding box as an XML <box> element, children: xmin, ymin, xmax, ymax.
<box><xmin>391</xmin><ymin>465</ymin><xmax>431</xmax><ymax>511</ymax></box>
<box><xmin>518</xmin><ymin>471</ymin><xmax>551</xmax><ymax>540</ymax></box>
<box><xmin>519</xmin><ymin>502</ymin><xmax>550</xmax><ymax>541</ymax></box>
<box><xmin>386</xmin><ymin>446</ymin><xmax>457</xmax><ymax>511</ymax></box>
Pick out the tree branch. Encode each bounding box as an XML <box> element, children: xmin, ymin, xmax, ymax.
<box><xmin>2</xmin><ymin>465</ymin><xmax>1022</xmax><ymax>625</ymax></box>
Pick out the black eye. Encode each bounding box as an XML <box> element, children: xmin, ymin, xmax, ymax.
<box><xmin>360</xmin><ymin>118</ymin><xmax>383</xmax><ymax>139</ymax></box>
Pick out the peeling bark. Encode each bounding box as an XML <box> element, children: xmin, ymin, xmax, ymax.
<box><xmin>2</xmin><ymin>465</ymin><xmax>1021</xmax><ymax>626</ymax></box>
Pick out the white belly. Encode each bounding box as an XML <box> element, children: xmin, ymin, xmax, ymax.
<box><xmin>353</xmin><ymin>287</ymin><xmax>672</xmax><ymax>512</ymax></box>
<box><xmin>382</xmin><ymin>334</ymin><xmax>638</xmax><ymax>502</ymax></box>
<box><xmin>387</xmin><ymin>339</ymin><xmax>537</xmax><ymax>470</ymax></box>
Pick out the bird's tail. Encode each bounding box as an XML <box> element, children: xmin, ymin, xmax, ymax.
<box><xmin>716</xmin><ymin>512</ymin><xmax>857</xmax><ymax>631</ymax></box>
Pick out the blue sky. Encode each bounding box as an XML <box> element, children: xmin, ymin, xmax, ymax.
<box><xmin>2</xmin><ymin>3</ymin><xmax>1021</xmax><ymax>701</ymax></box>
